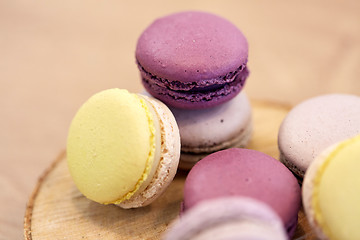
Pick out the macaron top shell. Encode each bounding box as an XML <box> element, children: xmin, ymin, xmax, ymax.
<box><xmin>136</xmin><ymin>11</ymin><xmax>248</xmax><ymax>83</ymax></box>
<box><xmin>303</xmin><ymin>134</ymin><xmax>360</xmax><ymax>240</ymax></box>
<box><xmin>278</xmin><ymin>94</ymin><xmax>360</xmax><ymax>177</ymax></box>
<box><xmin>67</xmin><ymin>89</ymin><xmax>160</xmax><ymax>204</ymax></box>
<box><xmin>183</xmin><ymin>148</ymin><xmax>301</xmax><ymax>235</ymax></box>
<box><xmin>163</xmin><ymin>197</ymin><xmax>287</xmax><ymax>240</ymax></box>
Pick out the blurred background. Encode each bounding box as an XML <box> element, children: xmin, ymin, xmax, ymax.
<box><xmin>1</xmin><ymin>0</ymin><xmax>359</xmax><ymax>239</ymax></box>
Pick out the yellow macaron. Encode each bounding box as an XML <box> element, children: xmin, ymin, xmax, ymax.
<box><xmin>67</xmin><ymin>89</ymin><xmax>180</xmax><ymax>208</ymax></box>
<box><xmin>303</xmin><ymin>134</ymin><xmax>360</xmax><ymax>240</ymax></box>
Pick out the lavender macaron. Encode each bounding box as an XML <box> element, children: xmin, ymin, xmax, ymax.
<box><xmin>163</xmin><ymin>197</ymin><xmax>287</xmax><ymax>240</ymax></box>
<box><xmin>278</xmin><ymin>94</ymin><xmax>360</xmax><ymax>179</ymax></box>
<box><xmin>170</xmin><ymin>91</ymin><xmax>252</xmax><ymax>169</ymax></box>
<box><xmin>136</xmin><ymin>11</ymin><xmax>249</xmax><ymax>109</ymax></box>
<box><xmin>182</xmin><ymin>148</ymin><xmax>301</xmax><ymax>238</ymax></box>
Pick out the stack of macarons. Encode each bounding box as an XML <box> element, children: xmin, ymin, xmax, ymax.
<box><xmin>65</xmin><ymin>10</ymin><xmax>360</xmax><ymax>240</ymax></box>
<box><xmin>135</xmin><ymin>11</ymin><xmax>252</xmax><ymax>169</ymax></box>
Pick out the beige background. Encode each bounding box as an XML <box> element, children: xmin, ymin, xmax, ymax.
<box><xmin>1</xmin><ymin>0</ymin><xmax>359</xmax><ymax>239</ymax></box>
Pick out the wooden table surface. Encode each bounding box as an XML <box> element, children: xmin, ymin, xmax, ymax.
<box><xmin>1</xmin><ymin>1</ymin><xmax>359</xmax><ymax>239</ymax></box>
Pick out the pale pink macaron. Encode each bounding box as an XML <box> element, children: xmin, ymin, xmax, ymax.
<box><xmin>278</xmin><ymin>94</ymin><xmax>360</xmax><ymax>179</ymax></box>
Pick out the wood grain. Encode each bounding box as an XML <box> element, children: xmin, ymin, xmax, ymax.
<box><xmin>24</xmin><ymin>101</ymin><xmax>318</xmax><ymax>240</ymax></box>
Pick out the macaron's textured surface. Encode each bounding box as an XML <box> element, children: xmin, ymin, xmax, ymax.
<box><xmin>278</xmin><ymin>94</ymin><xmax>360</xmax><ymax>178</ymax></box>
<box><xmin>183</xmin><ymin>148</ymin><xmax>301</xmax><ymax>237</ymax></box>
<box><xmin>67</xmin><ymin>89</ymin><xmax>180</xmax><ymax>208</ymax></box>
<box><xmin>170</xmin><ymin>91</ymin><xmax>252</xmax><ymax>169</ymax></box>
<box><xmin>163</xmin><ymin>197</ymin><xmax>287</xmax><ymax>240</ymax></box>
<box><xmin>136</xmin><ymin>11</ymin><xmax>249</xmax><ymax>109</ymax></box>
<box><xmin>303</xmin><ymin>134</ymin><xmax>360</xmax><ymax>240</ymax></box>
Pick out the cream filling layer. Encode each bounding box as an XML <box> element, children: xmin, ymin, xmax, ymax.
<box><xmin>110</xmin><ymin>94</ymin><xmax>161</xmax><ymax>204</ymax></box>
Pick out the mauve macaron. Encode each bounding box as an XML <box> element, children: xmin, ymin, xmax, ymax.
<box><xmin>278</xmin><ymin>94</ymin><xmax>360</xmax><ymax>179</ymax></box>
<box><xmin>183</xmin><ymin>148</ymin><xmax>301</xmax><ymax>238</ymax></box>
<box><xmin>136</xmin><ymin>11</ymin><xmax>249</xmax><ymax>109</ymax></box>
<box><xmin>163</xmin><ymin>197</ymin><xmax>287</xmax><ymax>240</ymax></box>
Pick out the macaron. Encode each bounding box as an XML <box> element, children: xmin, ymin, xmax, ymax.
<box><xmin>169</xmin><ymin>91</ymin><xmax>252</xmax><ymax>169</ymax></box>
<box><xmin>136</xmin><ymin>11</ymin><xmax>249</xmax><ymax>109</ymax></box>
<box><xmin>67</xmin><ymin>89</ymin><xmax>180</xmax><ymax>208</ymax></box>
<box><xmin>183</xmin><ymin>148</ymin><xmax>301</xmax><ymax>238</ymax></box>
<box><xmin>163</xmin><ymin>197</ymin><xmax>287</xmax><ymax>240</ymax></box>
<box><xmin>278</xmin><ymin>94</ymin><xmax>360</xmax><ymax>179</ymax></box>
<box><xmin>303</xmin><ymin>134</ymin><xmax>360</xmax><ymax>240</ymax></box>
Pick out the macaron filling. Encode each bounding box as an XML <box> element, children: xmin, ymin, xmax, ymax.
<box><xmin>122</xmin><ymin>95</ymin><xmax>162</xmax><ymax>202</ymax></box>
<box><xmin>67</xmin><ymin>89</ymin><xmax>161</xmax><ymax>205</ymax></box>
<box><xmin>139</xmin><ymin>62</ymin><xmax>249</xmax><ymax>105</ymax></box>
<box><xmin>311</xmin><ymin>135</ymin><xmax>360</xmax><ymax>239</ymax></box>
<box><xmin>138</xmin><ymin>61</ymin><xmax>248</xmax><ymax>91</ymax></box>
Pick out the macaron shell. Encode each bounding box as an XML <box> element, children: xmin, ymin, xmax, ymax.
<box><xmin>163</xmin><ymin>197</ymin><xmax>287</xmax><ymax>240</ymax></box>
<box><xmin>118</xmin><ymin>95</ymin><xmax>181</xmax><ymax>208</ymax></box>
<box><xmin>136</xmin><ymin>11</ymin><xmax>248</xmax><ymax>83</ymax></box>
<box><xmin>278</xmin><ymin>94</ymin><xmax>360</xmax><ymax>177</ymax></box>
<box><xmin>67</xmin><ymin>89</ymin><xmax>158</xmax><ymax>204</ymax></box>
<box><xmin>303</xmin><ymin>134</ymin><xmax>360</xmax><ymax>240</ymax></box>
<box><xmin>183</xmin><ymin>148</ymin><xmax>301</xmax><ymax>236</ymax></box>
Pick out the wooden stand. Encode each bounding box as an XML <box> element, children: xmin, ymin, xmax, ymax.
<box><xmin>24</xmin><ymin>101</ymin><xmax>318</xmax><ymax>240</ymax></box>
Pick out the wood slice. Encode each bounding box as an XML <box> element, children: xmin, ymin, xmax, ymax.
<box><xmin>24</xmin><ymin>101</ymin><xmax>318</xmax><ymax>240</ymax></box>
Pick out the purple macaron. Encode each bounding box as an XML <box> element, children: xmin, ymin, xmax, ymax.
<box><xmin>136</xmin><ymin>11</ymin><xmax>249</xmax><ymax>109</ymax></box>
<box><xmin>182</xmin><ymin>148</ymin><xmax>301</xmax><ymax>238</ymax></box>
